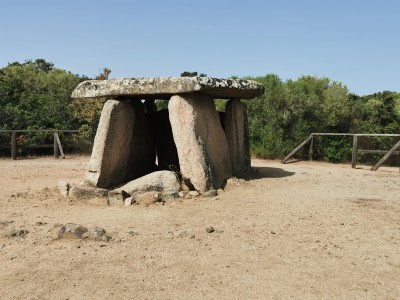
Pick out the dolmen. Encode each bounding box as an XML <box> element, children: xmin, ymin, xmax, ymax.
<box><xmin>71</xmin><ymin>77</ymin><xmax>264</xmax><ymax>205</ymax></box>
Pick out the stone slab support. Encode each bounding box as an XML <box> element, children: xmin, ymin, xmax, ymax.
<box><xmin>169</xmin><ymin>93</ymin><xmax>232</xmax><ymax>192</ymax></box>
<box><xmin>84</xmin><ymin>100</ymin><xmax>135</xmax><ymax>189</ymax></box>
<box><xmin>224</xmin><ymin>99</ymin><xmax>251</xmax><ymax>176</ymax></box>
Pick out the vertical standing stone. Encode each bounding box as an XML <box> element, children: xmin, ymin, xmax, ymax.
<box><xmin>169</xmin><ymin>93</ymin><xmax>232</xmax><ymax>192</ymax></box>
<box><xmin>125</xmin><ymin>101</ymin><xmax>157</xmax><ymax>181</ymax></box>
<box><xmin>224</xmin><ymin>99</ymin><xmax>251</xmax><ymax>177</ymax></box>
<box><xmin>84</xmin><ymin>100</ymin><xmax>135</xmax><ymax>189</ymax></box>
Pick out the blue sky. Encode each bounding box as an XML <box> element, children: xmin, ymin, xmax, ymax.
<box><xmin>1</xmin><ymin>0</ymin><xmax>399</xmax><ymax>95</ymax></box>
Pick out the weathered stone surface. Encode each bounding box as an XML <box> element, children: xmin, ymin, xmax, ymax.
<box><xmin>224</xmin><ymin>99</ymin><xmax>251</xmax><ymax>176</ymax></box>
<box><xmin>135</xmin><ymin>192</ymin><xmax>160</xmax><ymax>206</ymax></box>
<box><xmin>155</xmin><ymin>109</ymin><xmax>179</xmax><ymax>171</ymax></box>
<box><xmin>169</xmin><ymin>93</ymin><xmax>232</xmax><ymax>192</ymax></box>
<box><xmin>69</xmin><ymin>185</ymin><xmax>108</xmax><ymax>205</ymax></box>
<box><xmin>71</xmin><ymin>77</ymin><xmax>264</xmax><ymax>100</ymax></box>
<box><xmin>124</xmin><ymin>197</ymin><xmax>134</xmax><ymax>206</ymax></box>
<box><xmin>108</xmin><ymin>171</ymin><xmax>180</xmax><ymax>203</ymax></box>
<box><xmin>7</xmin><ymin>229</ymin><xmax>29</xmax><ymax>238</ymax></box>
<box><xmin>202</xmin><ymin>189</ymin><xmax>218</xmax><ymax>197</ymax></box>
<box><xmin>84</xmin><ymin>100</ymin><xmax>135</xmax><ymax>189</ymax></box>
<box><xmin>108</xmin><ymin>194</ymin><xmax>126</xmax><ymax>207</ymax></box>
<box><xmin>57</xmin><ymin>223</ymin><xmax>88</xmax><ymax>239</ymax></box>
<box><xmin>54</xmin><ymin>224</ymin><xmax>111</xmax><ymax>241</ymax></box>
<box><xmin>57</xmin><ymin>180</ymin><xmax>69</xmax><ymax>197</ymax></box>
<box><xmin>88</xmin><ymin>227</ymin><xmax>111</xmax><ymax>241</ymax></box>
<box><xmin>189</xmin><ymin>191</ymin><xmax>200</xmax><ymax>197</ymax></box>
<box><xmin>125</xmin><ymin>101</ymin><xmax>157</xmax><ymax>181</ymax></box>
<box><xmin>161</xmin><ymin>192</ymin><xmax>179</xmax><ymax>201</ymax></box>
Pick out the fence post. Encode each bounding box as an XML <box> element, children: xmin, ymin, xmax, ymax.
<box><xmin>308</xmin><ymin>134</ymin><xmax>314</xmax><ymax>161</ymax></box>
<box><xmin>371</xmin><ymin>139</ymin><xmax>400</xmax><ymax>171</ymax></box>
<box><xmin>282</xmin><ymin>134</ymin><xmax>313</xmax><ymax>164</ymax></box>
<box><xmin>54</xmin><ymin>132</ymin><xmax>65</xmax><ymax>159</ymax></box>
<box><xmin>54</xmin><ymin>132</ymin><xmax>59</xmax><ymax>159</ymax></box>
<box><xmin>351</xmin><ymin>135</ymin><xmax>358</xmax><ymax>168</ymax></box>
<box><xmin>11</xmin><ymin>131</ymin><xmax>17</xmax><ymax>160</ymax></box>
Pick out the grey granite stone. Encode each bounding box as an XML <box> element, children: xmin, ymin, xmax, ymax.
<box><xmin>71</xmin><ymin>77</ymin><xmax>264</xmax><ymax>100</ymax></box>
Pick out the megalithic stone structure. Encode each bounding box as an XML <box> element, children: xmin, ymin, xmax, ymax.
<box><xmin>72</xmin><ymin>77</ymin><xmax>264</xmax><ymax>192</ymax></box>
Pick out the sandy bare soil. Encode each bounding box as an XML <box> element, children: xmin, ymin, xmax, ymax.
<box><xmin>0</xmin><ymin>156</ymin><xmax>399</xmax><ymax>299</ymax></box>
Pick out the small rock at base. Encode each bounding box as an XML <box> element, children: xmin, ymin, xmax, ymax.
<box><xmin>206</xmin><ymin>226</ymin><xmax>215</xmax><ymax>233</ymax></box>
<box><xmin>124</xmin><ymin>197</ymin><xmax>134</xmax><ymax>206</ymax></box>
<box><xmin>203</xmin><ymin>190</ymin><xmax>217</xmax><ymax>197</ymax></box>
<box><xmin>57</xmin><ymin>180</ymin><xmax>70</xmax><ymax>197</ymax></box>
<box><xmin>162</xmin><ymin>192</ymin><xmax>178</xmax><ymax>201</ymax></box>
<box><xmin>136</xmin><ymin>192</ymin><xmax>160</xmax><ymax>206</ymax></box>
<box><xmin>7</xmin><ymin>229</ymin><xmax>29</xmax><ymax>238</ymax></box>
<box><xmin>58</xmin><ymin>223</ymin><xmax>88</xmax><ymax>239</ymax></box>
<box><xmin>108</xmin><ymin>196</ymin><xmax>125</xmax><ymax>207</ymax></box>
<box><xmin>178</xmin><ymin>191</ymin><xmax>185</xmax><ymax>198</ymax></box>
<box><xmin>69</xmin><ymin>185</ymin><xmax>108</xmax><ymax>205</ymax></box>
<box><xmin>189</xmin><ymin>191</ymin><xmax>200</xmax><ymax>197</ymax></box>
<box><xmin>89</xmin><ymin>227</ymin><xmax>111</xmax><ymax>241</ymax></box>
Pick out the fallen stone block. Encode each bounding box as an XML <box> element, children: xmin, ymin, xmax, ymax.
<box><xmin>108</xmin><ymin>170</ymin><xmax>180</xmax><ymax>204</ymax></box>
<box><xmin>69</xmin><ymin>185</ymin><xmax>108</xmax><ymax>206</ymax></box>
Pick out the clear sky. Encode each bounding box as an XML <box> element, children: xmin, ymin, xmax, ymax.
<box><xmin>1</xmin><ymin>0</ymin><xmax>399</xmax><ymax>95</ymax></box>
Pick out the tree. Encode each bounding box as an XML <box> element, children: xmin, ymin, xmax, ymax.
<box><xmin>68</xmin><ymin>68</ymin><xmax>111</xmax><ymax>139</ymax></box>
<box><xmin>95</xmin><ymin>68</ymin><xmax>111</xmax><ymax>80</ymax></box>
<box><xmin>0</xmin><ymin>59</ymin><xmax>87</xmax><ymax>149</ymax></box>
<box><xmin>244</xmin><ymin>74</ymin><xmax>352</xmax><ymax>160</ymax></box>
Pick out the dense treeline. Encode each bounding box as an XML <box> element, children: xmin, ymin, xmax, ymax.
<box><xmin>1</xmin><ymin>59</ymin><xmax>399</xmax><ymax>163</ymax></box>
<box><xmin>243</xmin><ymin>74</ymin><xmax>400</xmax><ymax>162</ymax></box>
<box><xmin>0</xmin><ymin>60</ymin><xmax>107</xmax><ymax>154</ymax></box>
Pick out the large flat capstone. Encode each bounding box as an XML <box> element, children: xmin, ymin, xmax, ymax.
<box><xmin>71</xmin><ymin>77</ymin><xmax>264</xmax><ymax>100</ymax></box>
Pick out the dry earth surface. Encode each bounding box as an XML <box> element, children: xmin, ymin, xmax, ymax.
<box><xmin>0</xmin><ymin>156</ymin><xmax>399</xmax><ymax>299</ymax></box>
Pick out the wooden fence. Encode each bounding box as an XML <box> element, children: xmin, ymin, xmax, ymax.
<box><xmin>282</xmin><ymin>133</ymin><xmax>400</xmax><ymax>171</ymax></box>
<box><xmin>0</xmin><ymin>130</ymin><xmax>92</xmax><ymax>160</ymax></box>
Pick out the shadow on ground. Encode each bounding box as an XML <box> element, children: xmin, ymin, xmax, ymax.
<box><xmin>245</xmin><ymin>166</ymin><xmax>296</xmax><ymax>180</ymax></box>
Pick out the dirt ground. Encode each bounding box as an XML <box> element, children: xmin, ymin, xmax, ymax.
<box><xmin>0</xmin><ymin>155</ymin><xmax>399</xmax><ymax>299</ymax></box>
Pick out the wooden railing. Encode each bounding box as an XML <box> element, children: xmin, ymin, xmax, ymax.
<box><xmin>0</xmin><ymin>130</ymin><xmax>92</xmax><ymax>160</ymax></box>
<box><xmin>282</xmin><ymin>133</ymin><xmax>400</xmax><ymax>171</ymax></box>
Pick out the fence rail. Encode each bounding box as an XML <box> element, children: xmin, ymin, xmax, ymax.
<box><xmin>282</xmin><ymin>133</ymin><xmax>400</xmax><ymax>171</ymax></box>
<box><xmin>0</xmin><ymin>130</ymin><xmax>91</xmax><ymax>160</ymax></box>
